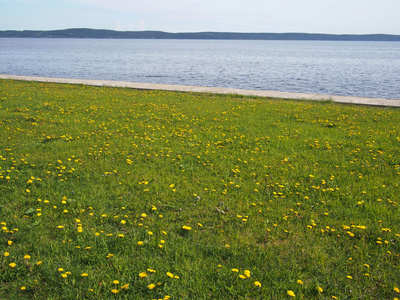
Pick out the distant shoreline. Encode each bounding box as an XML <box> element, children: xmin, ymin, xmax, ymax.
<box><xmin>1</xmin><ymin>28</ymin><xmax>400</xmax><ymax>41</ymax></box>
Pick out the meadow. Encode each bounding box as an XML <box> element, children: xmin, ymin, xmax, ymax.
<box><xmin>0</xmin><ymin>79</ymin><xmax>399</xmax><ymax>299</ymax></box>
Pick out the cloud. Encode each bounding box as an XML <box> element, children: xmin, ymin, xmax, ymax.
<box><xmin>136</xmin><ymin>19</ymin><xmax>146</xmax><ymax>30</ymax></box>
<box><xmin>76</xmin><ymin>0</ymin><xmax>400</xmax><ymax>34</ymax></box>
<box><xmin>114</xmin><ymin>20</ymin><xmax>146</xmax><ymax>31</ymax></box>
<box><xmin>79</xmin><ymin>0</ymin><xmax>187</xmax><ymax>13</ymax></box>
<box><xmin>78</xmin><ymin>0</ymin><xmax>248</xmax><ymax>19</ymax></box>
<box><xmin>80</xmin><ymin>0</ymin><xmax>266</xmax><ymax>29</ymax></box>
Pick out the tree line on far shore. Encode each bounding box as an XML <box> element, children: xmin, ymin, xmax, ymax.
<box><xmin>1</xmin><ymin>28</ymin><xmax>400</xmax><ymax>41</ymax></box>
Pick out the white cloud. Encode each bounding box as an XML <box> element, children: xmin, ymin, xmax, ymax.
<box><xmin>114</xmin><ymin>19</ymin><xmax>146</xmax><ymax>31</ymax></box>
<box><xmin>76</xmin><ymin>0</ymin><xmax>400</xmax><ymax>34</ymax></box>
<box><xmin>136</xmin><ymin>19</ymin><xmax>146</xmax><ymax>31</ymax></box>
<box><xmin>79</xmin><ymin>0</ymin><xmax>182</xmax><ymax>12</ymax></box>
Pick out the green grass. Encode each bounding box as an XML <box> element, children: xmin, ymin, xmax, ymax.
<box><xmin>1</xmin><ymin>79</ymin><xmax>399</xmax><ymax>299</ymax></box>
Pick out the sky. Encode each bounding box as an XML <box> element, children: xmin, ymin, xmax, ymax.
<box><xmin>1</xmin><ymin>0</ymin><xmax>399</xmax><ymax>34</ymax></box>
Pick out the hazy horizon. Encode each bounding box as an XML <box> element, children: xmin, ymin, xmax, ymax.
<box><xmin>1</xmin><ymin>0</ymin><xmax>399</xmax><ymax>35</ymax></box>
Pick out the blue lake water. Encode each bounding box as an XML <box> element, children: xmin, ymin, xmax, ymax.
<box><xmin>1</xmin><ymin>38</ymin><xmax>400</xmax><ymax>99</ymax></box>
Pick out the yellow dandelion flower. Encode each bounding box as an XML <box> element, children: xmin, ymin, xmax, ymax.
<box><xmin>254</xmin><ymin>281</ymin><xmax>262</xmax><ymax>287</ymax></box>
<box><xmin>297</xmin><ymin>280</ymin><xmax>303</xmax><ymax>284</ymax></box>
<box><xmin>137</xmin><ymin>241</ymin><xmax>144</xmax><ymax>245</ymax></box>
<box><xmin>147</xmin><ymin>269</ymin><xmax>156</xmax><ymax>273</ymax></box>
<box><xmin>9</xmin><ymin>263</ymin><xmax>16</xmax><ymax>268</ymax></box>
<box><xmin>148</xmin><ymin>283</ymin><xmax>156</xmax><ymax>290</ymax></box>
<box><xmin>182</xmin><ymin>226</ymin><xmax>192</xmax><ymax>230</ymax></box>
<box><xmin>139</xmin><ymin>272</ymin><xmax>147</xmax><ymax>278</ymax></box>
<box><xmin>113</xmin><ymin>280</ymin><xmax>119</xmax><ymax>285</ymax></box>
<box><xmin>120</xmin><ymin>220</ymin><xmax>126</xmax><ymax>224</ymax></box>
<box><xmin>231</xmin><ymin>269</ymin><xmax>239</xmax><ymax>272</ymax></box>
<box><xmin>21</xmin><ymin>286</ymin><xmax>26</xmax><ymax>291</ymax></box>
<box><xmin>166</xmin><ymin>272</ymin><xmax>174</xmax><ymax>278</ymax></box>
<box><xmin>317</xmin><ymin>286</ymin><xmax>323</xmax><ymax>293</ymax></box>
<box><xmin>81</xmin><ymin>273</ymin><xmax>88</xmax><ymax>277</ymax></box>
<box><xmin>4</xmin><ymin>252</ymin><xmax>10</xmax><ymax>257</ymax></box>
<box><xmin>244</xmin><ymin>270</ymin><xmax>251</xmax><ymax>277</ymax></box>
<box><xmin>394</xmin><ymin>287</ymin><xmax>400</xmax><ymax>293</ymax></box>
<box><xmin>24</xmin><ymin>255</ymin><xmax>31</xmax><ymax>260</ymax></box>
<box><xmin>111</xmin><ymin>289</ymin><xmax>119</xmax><ymax>294</ymax></box>
<box><xmin>287</xmin><ymin>290</ymin><xmax>296</xmax><ymax>297</ymax></box>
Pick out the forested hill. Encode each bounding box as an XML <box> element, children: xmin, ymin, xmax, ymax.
<box><xmin>1</xmin><ymin>28</ymin><xmax>400</xmax><ymax>41</ymax></box>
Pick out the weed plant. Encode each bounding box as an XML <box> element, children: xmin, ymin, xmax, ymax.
<box><xmin>0</xmin><ymin>79</ymin><xmax>399</xmax><ymax>299</ymax></box>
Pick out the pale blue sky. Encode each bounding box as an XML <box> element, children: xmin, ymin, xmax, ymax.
<box><xmin>1</xmin><ymin>0</ymin><xmax>399</xmax><ymax>34</ymax></box>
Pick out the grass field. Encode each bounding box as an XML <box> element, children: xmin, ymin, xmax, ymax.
<box><xmin>0</xmin><ymin>79</ymin><xmax>399</xmax><ymax>299</ymax></box>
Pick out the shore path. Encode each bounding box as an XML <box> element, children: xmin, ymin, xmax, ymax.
<box><xmin>1</xmin><ymin>75</ymin><xmax>399</xmax><ymax>107</ymax></box>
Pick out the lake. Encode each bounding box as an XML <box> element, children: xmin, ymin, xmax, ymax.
<box><xmin>1</xmin><ymin>38</ymin><xmax>399</xmax><ymax>99</ymax></box>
